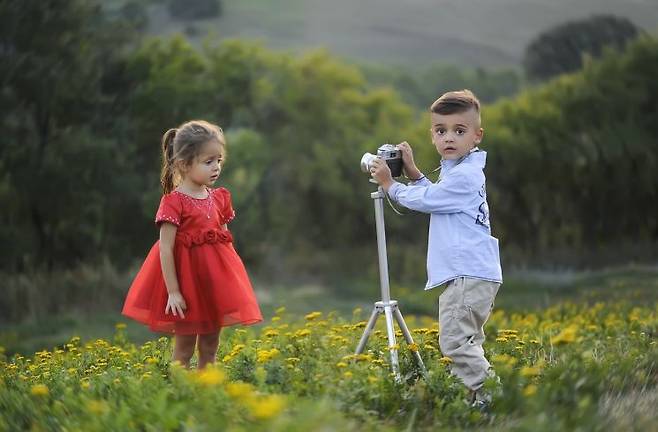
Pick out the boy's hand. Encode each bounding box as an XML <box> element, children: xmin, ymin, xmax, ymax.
<box><xmin>397</xmin><ymin>141</ymin><xmax>422</xmax><ymax>180</ymax></box>
<box><xmin>370</xmin><ymin>158</ymin><xmax>395</xmax><ymax>191</ymax></box>
<box><xmin>165</xmin><ymin>291</ymin><xmax>187</xmax><ymax>318</ymax></box>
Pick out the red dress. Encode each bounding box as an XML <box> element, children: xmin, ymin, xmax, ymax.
<box><xmin>122</xmin><ymin>187</ymin><xmax>262</xmax><ymax>334</ymax></box>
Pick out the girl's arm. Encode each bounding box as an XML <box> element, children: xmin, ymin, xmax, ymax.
<box><xmin>160</xmin><ymin>223</ymin><xmax>187</xmax><ymax>318</ymax></box>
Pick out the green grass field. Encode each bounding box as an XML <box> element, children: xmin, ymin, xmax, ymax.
<box><xmin>1</xmin><ymin>280</ymin><xmax>656</xmax><ymax>431</ymax></box>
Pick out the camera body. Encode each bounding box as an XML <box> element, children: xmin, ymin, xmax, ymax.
<box><xmin>361</xmin><ymin>144</ymin><xmax>403</xmax><ymax>177</ymax></box>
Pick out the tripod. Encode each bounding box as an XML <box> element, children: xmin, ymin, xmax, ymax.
<box><xmin>355</xmin><ymin>185</ymin><xmax>427</xmax><ymax>382</ymax></box>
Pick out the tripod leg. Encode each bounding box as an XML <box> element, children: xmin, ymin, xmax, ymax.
<box><xmin>394</xmin><ymin>308</ymin><xmax>428</xmax><ymax>379</ymax></box>
<box><xmin>384</xmin><ymin>305</ymin><xmax>400</xmax><ymax>381</ymax></box>
<box><xmin>355</xmin><ymin>307</ymin><xmax>381</xmax><ymax>355</ymax></box>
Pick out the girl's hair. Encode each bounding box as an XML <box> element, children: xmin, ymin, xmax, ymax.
<box><xmin>160</xmin><ymin>120</ymin><xmax>226</xmax><ymax>194</ymax></box>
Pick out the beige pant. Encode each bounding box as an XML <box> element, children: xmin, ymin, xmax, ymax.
<box><xmin>438</xmin><ymin>277</ymin><xmax>500</xmax><ymax>391</ymax></box>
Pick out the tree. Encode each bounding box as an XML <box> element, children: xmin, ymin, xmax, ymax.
<box><xmin>0</xmin><ymin>0</ymin><xmax>136</xmax><ymax>270</ymax></box>
<box><xmin>523</xmin><ymin>14</ymin><xmax>640</xmax><ymax>82</ymax></box>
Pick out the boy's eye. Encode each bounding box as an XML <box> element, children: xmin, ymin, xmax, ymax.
<box><xmin>436</xmin><ymin>128</ymin><xmax>446</xmax><ymax>135</ymax></box>
<box><xmin>456</xmin><ymin>129</ymin><xmax>466</xmax><ymax>135</ymax></box>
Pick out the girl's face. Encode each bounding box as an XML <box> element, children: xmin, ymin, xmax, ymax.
<box><xmin>181</xmin><ymin>141</ymin><xmax>224</xmax><ymax>188</ymax></box>
<box><xmin>430</xmin><ymin>109</ymin><xmax>483</xmax><ymax>160</ymax></box>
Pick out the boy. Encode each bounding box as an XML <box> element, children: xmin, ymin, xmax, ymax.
<box><xmin>370</xmin><ymin>89</ymin><xmax>503</xmax><ymax>408</ymax></box>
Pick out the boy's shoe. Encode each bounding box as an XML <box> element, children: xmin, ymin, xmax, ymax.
<box><xmin>469</xmin><ymin>389</ymin><xmax>492</xmax><ymax>411</ymax></box>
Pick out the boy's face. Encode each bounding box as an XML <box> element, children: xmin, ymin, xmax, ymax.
<box><xmin>430</xmin><ymin>109</ymin><xmax>483</xmax><ymax>160</ymax></box>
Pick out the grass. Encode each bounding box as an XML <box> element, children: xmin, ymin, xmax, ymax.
<box><xmin>2</xmin><ymin>264</ymin><xmax>657</xmax><ymax>356</ymax></box>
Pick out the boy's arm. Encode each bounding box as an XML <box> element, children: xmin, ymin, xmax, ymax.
<box><xmin>387</xmin><ymin>173</ymin><xmax>472</xmax><ymax>214</ymax></box>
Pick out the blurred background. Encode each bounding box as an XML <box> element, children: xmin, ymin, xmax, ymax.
<box><xmin>1</xmin><ymin>0</ymin><xmax>657</xmax><ymax>354</ymax></box>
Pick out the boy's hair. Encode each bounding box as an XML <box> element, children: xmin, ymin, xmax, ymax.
<box><xmin>160</xmin><ymin>120</ymin><xmax>226</xmax><ymax>194</ymax></box>
<box><xmin>430</xmin><ymin>89</ymin><xmax>481</xmax><ymax>116</ymax></box>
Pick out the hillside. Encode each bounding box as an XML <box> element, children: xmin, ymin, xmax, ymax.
<box><xmin>145</xmin><ymin>0</ymin><xmax>658</xmax><ymax>67</ymax></box>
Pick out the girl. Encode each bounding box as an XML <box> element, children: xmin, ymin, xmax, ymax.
<box><xmin>122</xmin><ymin>120</ymin><xmax>262</xmax><ymax>368</ymax></box>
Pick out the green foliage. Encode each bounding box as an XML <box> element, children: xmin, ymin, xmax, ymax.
<box><xmin>523</xmin><ymin>14</ymin><xmax>640</xmax><ymax>82</ymax></box>
<box><xmin>360</xmin><ymin>63</ymin><xmax>523</xmax><ymax>108</ymax></box>
<box><xmin>483</xmin><ymin>36</ymin><xmax>658</xmax><ymax>263</ymax></box>
<box><xmin>1</xmin><ymin>0</ymin><xmax>657</xmax><ymax>286</ymax></box>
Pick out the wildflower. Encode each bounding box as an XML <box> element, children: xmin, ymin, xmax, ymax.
<box><xmin>491</xmin><ymin>354</ymin><xmax>517</xmax><ymax>367</ymax></box>
<box><xmin>520</xmin><ymin>366</ymin><xmax>541</xmax><ymax>377</ymax></box>
<box><xmin>275</xmin><ymin>306</ymin><xmax>286</xmax><ymax>315</ymax></box>
<box><xmin>295</xmin><ymin>329</ymin><xmax>311</xmax><ymax>338</ymax></box>
<box><xmin>551</xmin><ymin>325</ymin><xmax>578</xmax><ymax>345</ymax></box>
<box><xmin>115</xmin><ymin>323</ymin><xmax>127</xmax><ymax>330</ymax></box>
<box><xmin>523</xmin><ymin>384</ymin><xmax>538</xmax><ymax>397</ymax></box>
<box><xmin>305</xmin><ymin>311</ymin><xmax>322</xmax><ymax>321</ymax></box>
<box><xmin>30</xmin><ymin>384</ymin><xmax>49</xmax><ymax>397</ymax></box>
<box><xmin>87</xmin><ymin>400</ymin><xmax>109</xmax><ymax>415</ymax></box>
<box><xmin>336</xmin><ymin>362</ymin><xmax>348</xmax><ymax>368</ymax></box>
<box><xmin>248</xmin><ymin>395</ymin><xmax>286</xmax><ymax>420</ymax></box>
<box><xmin>263</xmin><ymin>329</ymin><xmax>279</xmax><ymax>338</ymax></box>
<box><xmin>195</xmin><ymin>368</ymin><xmax>226</xmax><ymax>386</ymax></box>
<box><xmin>271</xmin><ymin>316</ymin><xmax>281</xmax><ymax>322</ymax></box>
<box><xmin>343</xmin><ymin>371</ymin><xmax>353</xmax><ymax>379</ymax></box>
<box><xmin>408</xmin><ymin>343</ymin><xmax>419</xmax><ymax>352</ymax></box>
<box><xmin>439</xmin><ymin>356</ymin><xmax>453</xmax><ymax>365</ymax></box>
<box><xmin>226</xmin><ymin>382</ymin><xmax>254</xmax><ymax>399</ymax></box>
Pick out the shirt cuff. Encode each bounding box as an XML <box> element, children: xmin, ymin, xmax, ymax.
<box><xmin>387</xmin><ymin>182</ymin><xmax>403</xmax><ymax>201</ymax></box>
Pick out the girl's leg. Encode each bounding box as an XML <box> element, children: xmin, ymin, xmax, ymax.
<box><xmin>197</xmin><ymin>330</ymin><xmax>220</xmax><ymax>369</ymax></box>
<box><xmin>173</xmin><ymin>334</ymin><xmax>197</xmax><ymax>368</ymax></box>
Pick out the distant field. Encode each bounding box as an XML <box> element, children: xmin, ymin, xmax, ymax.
<box><xmin>145</xmin><ymin>0</ymin><xmax>658</xmax><ymax>67</ymax></box>
<box><xmin>2</xmin><ymin>265</ymin><xmax>657</xmax><ymax>355</ymax></box>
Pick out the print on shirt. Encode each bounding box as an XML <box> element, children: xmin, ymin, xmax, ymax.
<box><xmin>475</xmin><ymin>183</ymin><xmax>490</xmax><ymax>228</ymax></box>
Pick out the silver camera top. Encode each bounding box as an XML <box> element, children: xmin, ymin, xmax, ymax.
<box><xmin>360</xmin><ymin>144</ymin><xmax>403</xmax><ymax>177</ymax></box>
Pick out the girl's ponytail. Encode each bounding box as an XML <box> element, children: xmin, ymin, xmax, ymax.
<box><xmin>160</xmin><ymin>128</ymin><xmax>177</xmax><ymax>194</ymax></box>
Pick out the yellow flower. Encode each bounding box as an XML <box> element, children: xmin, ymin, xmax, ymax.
<box><xmin>439</xmin><ymin>356</ymin><xmax>453</xmax><ymax>364</ymax></box>
<box><xmin>248</xmin><ymin>395</ymin><xmax>286</xmax><ymax>420</ymax></box>
<box><xmin>275</xmin><ymin>306</ymin><xmax>286</xmax><ymax>315</ymax></box>
<box><xmin>408</xmin><ymin>343</ymin><xmax>419</xmax><ymax>352</ymax></box>
<box><xmin>520</xmin><ymin>366</ymin><xmax>541</xmax><ymax>377</ymax></box>
<box><xmin>263</xmin><ymin>329</ymin><xmax>279</xmax><ymax>338</ymax></box>
<box><xmin>271</xmin><ymin>316</ymin><xmax>281</xmax><ymax>322</ymax></box>
<box><xmin>295</xmin><ymin>329</ymin><xmax>311</xmax><ymax>338</ymax></box>
<box><xmin>551</xmin><ymin>325</ymin><xmax>578</xmax><ymax>345</ymax></box>
<box><xmin>196</xmin><ymin>368</ymin><xmax>226</xmax><ymax>386</ymax></box>
<box><xmin>87</xmin><ymin>400</ymin><xmax>109</xmax><ymax>415</ymax></box>
<box><xmin>491</xmin><ymin>354</ymin><xmax>517</xmax><ymax>367</ymax></box>
<box><xmin>30</xmin><ymin>384</ymin><xmax>49</xmax><ymax>397</ymax></box>
<box><xmin>226</xmin><ymin>381</ymin><xmax>254</xmax><ymax>399</ymax></box>
<box><xmin>523</xmin><ymin>384</ymin><xmax>538</xmax><ymax>397</ymax></box>
<box><xmin>336</xmin><ymin>362</ymin><xmax>348</xmax><ymax>368</ymax></box>
<box><xmin>343</xmin><ymin>371</ymin><xmax>353</xmax><ymax>379</ymax></box>
<box><xmin>115</xmin><ymin>323</ymin><xmax>127</xmax><ymax>330</ymax></box>
<box><xmin>305</xmin><ymin>311</ymin><xmax>322</xmax><ymax>321</ymax></box>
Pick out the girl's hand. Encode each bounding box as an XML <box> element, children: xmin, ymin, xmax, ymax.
<box><xmin>165</xmin><ymin>291</ymin><xmax>187</xmax><ymax>318</ymax></box>
<box><xmin>370</xmin><ymin>158</ymin><xmax>394</xmax><ymax>191</ymax></box>
<box><xmin>397</xmin><ymin>141</ymin><xmax>422</xmax><ymax>179</ymax></box>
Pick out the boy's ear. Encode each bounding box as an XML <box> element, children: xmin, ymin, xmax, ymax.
<box><xmin>475</xmin><ymin>127</ymin><xmax>484</xmax><ymax>145</ymax></box>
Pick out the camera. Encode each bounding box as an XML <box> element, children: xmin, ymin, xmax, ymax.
<box><xmin>360</xmin><ymin>144</ymin><xmax>403</xmax><ymax>178</ymax></box>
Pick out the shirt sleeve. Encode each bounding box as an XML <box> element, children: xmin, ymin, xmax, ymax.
<box><xmin>388</xmin><ymin>172</ymin><xmax>473</xmax><ymax>214</ymax></box>
<box><xmin>155</xmin><ymin>194</ymin><xmax>182</xmax><ymax>226</ymax></box>
<box><xmin>214</xmin><ymin>188</ymin><xmax>236</xmax><ymax>225</ymax></box>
